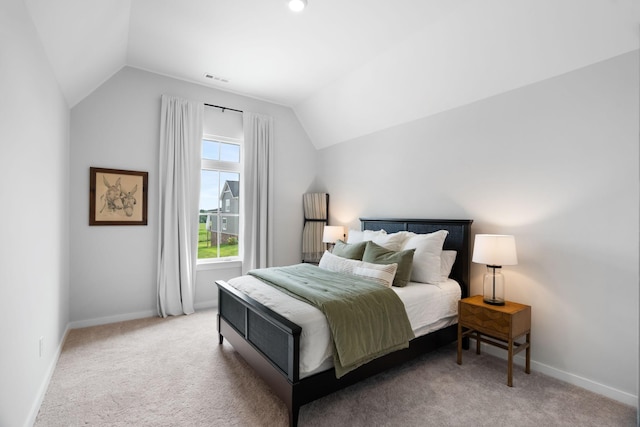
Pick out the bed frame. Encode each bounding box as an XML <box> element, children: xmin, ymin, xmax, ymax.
<box><xmin>216</xmin><ymin>218</ymin><xmax>473</xmax><ymax>426</ymax></box>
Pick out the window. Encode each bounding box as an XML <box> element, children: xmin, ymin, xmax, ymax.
<box><xmin>199</xmin><ymin>137</ymin><xmax>241</xmax><ymax>261</ymax></box>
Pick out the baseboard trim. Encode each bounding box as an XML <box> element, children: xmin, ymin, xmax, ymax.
<box><xmin>479</xmin><ymin>344</ymin><xmax>638</xmax><ymax>408</ymax></box>
<box><xmin>69</xmin><ymin>309</ymin><xmax>157</xmax><ymax>329</ymax></box>
<box><xmin>26</xmin><ymin>324</ymin><xmax>71</xmax><ymax>427</ymax></box>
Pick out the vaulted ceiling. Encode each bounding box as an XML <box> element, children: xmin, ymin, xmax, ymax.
<box><xmin>25</xmin><ymin>0</ymin><xmax>639</xmax><ymax>149</ymax></box>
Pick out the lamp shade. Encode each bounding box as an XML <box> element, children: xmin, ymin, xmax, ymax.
<box><xmin>322</xmin><ymin>226</ymin><xmax>344</xmax><ymax>244</ymax></box>
<box><xmin>472</xmin><ymin>234</ymin><xmax>518</xmax><ymax>267</ymax></box>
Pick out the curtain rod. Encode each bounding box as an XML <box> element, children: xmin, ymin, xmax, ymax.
<box><xmin>204</xmin><ymin>103</ymin><xmax>243</xmax><ymax>114</ymax></box>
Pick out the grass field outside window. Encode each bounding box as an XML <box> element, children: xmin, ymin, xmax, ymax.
<box><xmin>198</xmin><ymin>223</ymin><xmax>238</xmax><ymax>259</ymax></box>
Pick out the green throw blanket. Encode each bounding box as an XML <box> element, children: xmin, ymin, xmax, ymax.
<box><xmin>248</xmin><ymin>263</ymin><xmax>415</xmax><ymax>378</ymax></box>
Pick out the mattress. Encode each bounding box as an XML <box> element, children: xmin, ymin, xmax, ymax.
<box><xmin>226</xmin><ymin>274</ymin><xmax>461</xmax><ymax>378</ymax></box>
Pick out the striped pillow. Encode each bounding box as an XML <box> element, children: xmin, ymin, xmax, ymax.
<box><xmin>318</xmin><ymin>251</ymin><xmax>398</xmax><ymax>288</ymax></box>
<box><xmin>318</xmin><ymin>250</ymin><xmax>360</xmax><ymax>275</ymax></box>
<box><xmin>353</xmin><ymin>261</ymin><xmax>398</xmax><ymax>288</ymax></box>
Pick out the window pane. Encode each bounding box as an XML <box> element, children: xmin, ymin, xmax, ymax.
<box><xmin>220</xmin><ymin>142</ymin><xmax>240</xmax><ymax>162</ymax></box>
<box><xmin>200</xmin><ymin>170</ymin><xmax>220</xmax><ymax>211</ymax></box>
<box><xmin>202</xmin><ymin>140</ymin><xmax>220</xmax><ymax>160</ymax></box>
<box><xmin>199</xmin><ymin>168</ymin><xmax>240</xmax><ymax>260</ymax></box>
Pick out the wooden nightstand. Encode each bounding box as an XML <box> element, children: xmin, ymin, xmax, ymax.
<box><xmin>457</xmin><ymin>295</ymin><xmax>531</xmax><ymax>386</ymax></box>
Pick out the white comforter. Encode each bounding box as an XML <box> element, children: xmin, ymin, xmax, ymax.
<box><xmin>226</xmin><ymin>275</ymin><xmax>461</xmax><ymax>378</ymax></box>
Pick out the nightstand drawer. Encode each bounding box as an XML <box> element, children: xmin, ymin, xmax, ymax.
<box><xmin>459</xmin><ymin>303</ymin><xmax>511</xmax><ymax>339</ymax></box>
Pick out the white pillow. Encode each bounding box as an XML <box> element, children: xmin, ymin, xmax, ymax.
<box><xmin>402</xmin><ymin>230</ymin><xmax>449</xmax><ymax>284</ymax></box>
<box><xmin>318</xmin><ymin>251</ymin><xmax>360</xmax><ymax>275</ymax></box>
<box><xmin>353</xmin><ymin>262</ymin><xmax>398</xmax><ymax>288</ymax></box>
<box><xmin>346</xmin><ymin>229</ymin><xmax>386</xmax><ymax>244</ymax></box>
<box><xmin>318</xmin><ymin>251</ymin><xmax>397</xmax><ymax>288</ymax></box>
<box><xmin>371</xmin><ymin>231</ymin><xmax>413</xmax><ymax>251</ymax></box>
<box><xmin>440</xmin><ymin>250</ymin><xmax>457</xmax><ymax>281</ymax></box>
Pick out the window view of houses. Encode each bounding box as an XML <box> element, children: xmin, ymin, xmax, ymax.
<box><xmin>199</xmin><ymin>139</ymin><xmax>241</xmax><ymax>259</ymax></box>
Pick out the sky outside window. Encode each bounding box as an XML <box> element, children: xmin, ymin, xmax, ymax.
<box><xmin>200</xmin><ymin>140</ymin><xmax>240</xmax><ymax>211</ymax></box>
<box><xmin>202</xmin><ymin>140</ymin><xmax>239</xmax><ymax>162</ymax></box>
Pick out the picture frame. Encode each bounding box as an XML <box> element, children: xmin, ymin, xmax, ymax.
<box><xmin>89</xmin><ymin>167</ymin><xmax>148</xmax><ymax>226</ymax></box>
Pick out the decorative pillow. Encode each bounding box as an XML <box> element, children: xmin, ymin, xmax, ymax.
<box><xmin>346</xmin><ymin>229</ymin><xmax>362</xmax><ymax>243</ymax></box>
<box><xmin>362</xmin><ymin>241</ymin><xmax>415</xmax><ymax>287</ymax></box>
<box><xmin>402</xmin><ymin>230</ymin><xmax>448</xmax><ymax>284</ymax></box>
<box><xmin>318</xmin><ymin>250</ymin><xmax>360</xmax><ymax>275</ymax></box>
<box><xmin>318</xmin><ymin>251</ymin><xmax>398</xmax><ymax>288</ymax></box>
<box><xmin>332</xmin><ymin>240</ymin><xmax>367</xmax><ymax>260</ymax></box>
<box><xmin>353</xmin><ymin>262</ymin><xmax>398</xmax><ymax>288</ymax></box>
<box><xmin>371</xmin><ymin>231</ymin><xmax>413</xmax><ymax>251</ymax></box>
<box><xmin>346</xmin><ymin>229</ymin><xmax>386</xmax><ymax>244</ymax></box>
<box><xmin>440</xmin><ymin>250</ymin><xmax>457</xmax><ymax>281</ymax></box>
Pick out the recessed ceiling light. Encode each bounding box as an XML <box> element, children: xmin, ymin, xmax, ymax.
<box><xmin>288</xmin><ymin>0</ymin><xmax>307</xmax><ymax>12</ymax></box>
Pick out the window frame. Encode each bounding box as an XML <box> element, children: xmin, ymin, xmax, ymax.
<box><xmin>198</xmin><ymin>134</ymin><xmax>242</xmax><ymax>266</ymax></box>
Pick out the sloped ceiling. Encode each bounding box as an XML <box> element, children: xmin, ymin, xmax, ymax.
<box><xmin>25</xmin><ymin>0</ymin><xmax>639</xmax><ymax>149</ymax></box>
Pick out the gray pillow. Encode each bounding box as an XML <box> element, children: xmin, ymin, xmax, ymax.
<box><xmin>332</xmin><ymin>240</ymin><xmax>367</xmax><ymax>260</ymax></box>
<box><xmin>362</xmin><ymin>241</ymin><xmax>415</xmax><ymax>287</ymax></box>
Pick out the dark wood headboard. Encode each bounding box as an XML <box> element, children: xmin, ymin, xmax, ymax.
<box><xmin>360</xmin><ymin>218</ymin><xmax>473</xmax><ymax>297</ymax></box>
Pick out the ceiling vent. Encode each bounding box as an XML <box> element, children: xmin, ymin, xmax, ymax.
<box><xmin>204</xmin><ymin>73</ymin><xmax>229</xmax><ymax>83</ymax></box>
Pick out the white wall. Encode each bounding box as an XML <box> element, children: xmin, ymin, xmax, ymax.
<box><xmin>0</xmin><ymin>1</ymin><xmax>70</xmax><ymax>426</ymax></box>
<box><xmin>316</xmin><ymin>51</ymin><xmax>639</xmax><ymax>405</ymax></box>
<box><xmin>69</xmin><ymin>66</ymin><xmax>317</xmax><ymax>325</ymax></box>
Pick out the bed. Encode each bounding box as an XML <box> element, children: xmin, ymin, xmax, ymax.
<box><xmin>216</xmin><ymin>218</ymin><xmax>473</xmax><ymax>426</ymax></box>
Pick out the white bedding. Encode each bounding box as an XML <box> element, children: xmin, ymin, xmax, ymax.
<box><xmin>226</xmin><ymin>274</ymin><xmax>461</xmax><ymax>378</ymax></box>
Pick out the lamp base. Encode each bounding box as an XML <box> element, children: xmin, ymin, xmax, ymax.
<box><xmin>482</xmin><ymin>266</ymin><xmax>505</xmax><ymax>306</ymax></box>
<box><xmin>483</xmin><ymin>297</ymin><xmax>505</xmax><ymax>306</ymax></box>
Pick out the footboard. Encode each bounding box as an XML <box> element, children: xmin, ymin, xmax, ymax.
<box><xmin>216</xmin><ymin>280</ymin><xmax>302</xmax><ymax>425</ymax></box>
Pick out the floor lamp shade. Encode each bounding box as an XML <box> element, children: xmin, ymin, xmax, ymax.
<box><xmin>472</xmin><ymin>234</ymin><xmax>518</xmax><ymax>305</ymax></box>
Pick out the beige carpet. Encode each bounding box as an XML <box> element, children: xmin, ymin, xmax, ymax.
<box><xmin>35</xmin><ymin>309</ymin><xmax>636</xmax><ymax>426</ymax></box>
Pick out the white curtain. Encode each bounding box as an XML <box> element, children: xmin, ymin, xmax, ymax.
<box><xmin>242</xmin><ymin>112</ymin><xmax>274</xmax><ymax>275</ymax></box>
<box><xmin>302</xmin><ymin>193</ymin><xmax>328</xmax><ymax>263</ymax></box>
<box><xmin>157</xmin><ymin>95</ymin><xmax>203</xmax><ymax>317</ymax></box>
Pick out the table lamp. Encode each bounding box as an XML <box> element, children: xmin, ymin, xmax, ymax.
<box><xmin>472</xmin><ymin>234</ymin><xmax>518</xmax><ymax>306</ymax></box>
<box><xmin>322</xmin><ymin>226</ymin><xmax>344</xmax><ymax>251</ymax></box>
